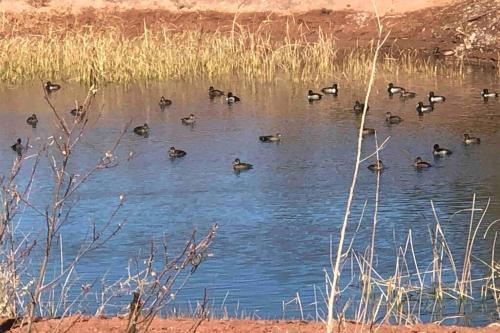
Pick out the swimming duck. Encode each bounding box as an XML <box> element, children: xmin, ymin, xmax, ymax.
<box><xmin>209</xmin><ymin>86</ymin><xmax>225</xmax><ymax>98</ymax></box>
<box><xmin>387</xmin><ymin>83</ymin><xmax>404</xmax><ymax>95</ymax></box>
<box><xmin>416</xmin><ymin>101</ymin><xmax>434</xmax><ymax>114</ymax></box>
<box><xmin>481</xmin><ymin>89</ymin><xmax>498</xmax><ymax>98</ymax></box>
<box><xmin>385</xmin><ymin>112</ymin><xmax>402</xmax><ymax>124</ymax></box>
<box><xmin>259</xmin><ymin>133</ymin><xmax>282</xmax><ymax>142</ymax></box>
<box><xmin>463</xmin><ymin>133</ymin><xmax>480</xmax><ymax>145</ymax></box>
<box><xmin>428</xmin><ymin>91</ymin><xmax>446</xmax><ymax>103</ymax></box>
<box><xmin>414</xmin><ymin>157</ymin><xmax>432</xmax><ymax>168</ymax></box>
<box><xmin>11</xmin><ymin>138</ymin><xmax>23</xmax><ymax>157</ymax></box>
<box><xmin>233</xmin><ymin>158</ymin><xmax>253</xmax><ymax>171</ymax></box>
<box><xmin>321</xmin><ymin>83</ymin><xmax>338</xmax><ymax>95</ymax></box>
<box><xmin>368</xmin><ymin>160</ymin><xmax>384</xmax><ymax>171</ymax></box>
<box><xmin>354</xmin><ymin>101</ymin><xmax>369</xmax><ymax>113</ymax></box>
<box><xmin>226</xmin><ymin>92</ymin><xmax>241</xmax><ymax>103</ymax></box>
<box><xmin>362</xmin><ymin>128</ymin><xmax>375</xmax><ymax>136</ymax></box>
<box><xmin>133</xmin><ymin>123</ymin><xmax>149</xmax><ymax>136</ymax></box>
<box><xmin>26</xmin><ymin>114</ymin><xmax>38</xmax><ymax>128</ymax></box>
<box><xmin>159</xmin><ymin>96</ymin><xmax>172</xmax><ymax>110</ymax></box>
<box><xmin>307</xmin><ymin>90</ymin><xmax>322</xmax><ymax>101</ymax></box>
<box><xmin>400</xmin><ymin>90</ymin><xmax>417</xmax><ymax>99</ymax></box>
<box><xmin>45</xmin><ymin>81</ymin><xmax>61</xmax><ymax>93</ymax></box>
<box><xmin>70</xmin><ymin>105</ymin><xmax>85</xmax><ymax>117</ymax></box>
<box><xmin>181</xmin><ymin>114</ymin><xmax>196</xmax><ymax>125</ymax></box>
<box><xmin>433</xmin><ymin>144</ymin><xmax>452</xmax><ymax>156</ymax></box>
<box><xmin>169</xmin><ymin>147</ymin><xmax>187</xmax><ymax>158</ymax></box>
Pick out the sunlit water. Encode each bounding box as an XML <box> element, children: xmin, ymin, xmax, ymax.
<box><xmin>0</xmin><ymin>69</ymin><xmax>499</xmax><ymax>325</ymax></box>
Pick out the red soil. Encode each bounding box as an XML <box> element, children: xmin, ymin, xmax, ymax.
<box><xmin>0</xmin><ymin>0</ymin><xmax>453</xmax><ymax>15</ymax></box>
<box><xmin>1</xmin><ymin>0</ymin><xmax>498</xmax><ymax>65</ymax></box>
<box><xmin>2</xmin><ymin>317</ymin><xmax>500</xmax><ymax>333</ymax></box>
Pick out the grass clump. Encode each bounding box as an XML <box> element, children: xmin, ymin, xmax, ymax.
<box><xmin>0</xmin><ymin>25</ymin><xmax>471</xmax><ymax>85</ymax></box>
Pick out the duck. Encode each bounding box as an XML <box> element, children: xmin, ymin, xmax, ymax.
<box><xmin>233</xmin><ymin>158</ymin><xmax>253</xmax><ymax>171</ymax></box>
<box><xmin>11</xmin><ymin>138</ymin><xmax>23</xmax><ymax>157</ymax></box>
<box><xmin>416</xmin><ymin>101</ymin><xmax>434</xmax><ymax>114</ymax></box>
<box><xmin>321</xmin><ymin>83</ymin><xmax>338</xmax><ymax>95</ymax></box>
<box><xmin>209</xmin><ymin>86</ymin><xmax>225</xmax><ymax>98</ymax></box>
<box><xmin>181</xmin><ymin>114</ymin><xmax>196</xmax><ymax>125</ymax></box>
<box><xmin>70</xmin><ymin>105</ymin><xmax>85</xmax><ymax>117</ymax></box>
<box><xmin>133</xmin><ymin>123</ymin><xmax>149</xmax><ymax>136</ymax></box>
<box><xmin>387</xmin><ymin>83</ymin><xmax>404</xmax><ymax>95</ymax></box>
<box><xmin>226</xmin><ymin>92</ymin><xmax>241</xmax><ymax>103</ymax></box>
<box><xmin>354</xmin><ymin>101</ymin><xmax>369</xmax><ymax>113</ymax></box>
<box><xmin>385</xmin><ymin>112</ymin><xmax>402</xmax><ymax>124</ymax></box>
<box><xmin>428</xmin><ymin>91</ymin><xmax>446</xmax><ymax>103</ymax></box>
<box><xmin>159</xmin><ymin>96</ymin><xmax>172</xmax><ymax>110</ymax></box>
<box><xmin>481</xmin><ymin>89</ymin><xmax>498</xmax><ymax>98</ymax></box>
<box><xmin>368</xmin><ymin>160</ymin><xmax>384</xmax><ymax>171</ymax></box>
<box><xmin>45</xmin><ymin>81</ymin><xmax>61</xmax><ymax>93</ymax></box>
<box><xmin>433</xmin><ymin>47</ymin><xmax>455</xmax><ymax>57</ymax></box>
<box><xmin>259</xmin><ymin>133</ymin><xmax>282</xmax><ymax>142</ymax></box>
<box><xmin>307</xmin><ymin>90</ymin><xmax>322</xmax><ymax>101</ymax></box>
<box><xmin>362</xmin><ymin>128</ymin><xmax>375</xmax><ymax>136</ymax></box>
<box><xmin>400</xmin><ymin>90</ymin><xmax>417</xmax><ymax>99</ymax></box>
<box><xmin>26</xmin><ymin>114</ymin><xmax>38</xmax><ymax>128</ymax></box>
<box><xmin>169</xmin><ymin>147</ymin><xmax>187</xmax><ymax>158</ymax></box>
<box><xmin>463</xmin><ymin>133</ymin><xmax>480</xmax><ymax>145</ymax></box>
<box><xmin>433</xmin><ymin>144</ymin><xmax>452</xmax><ymax>156</ymax></box>
<box><xmin>414</xmin><ymin>157</ymin><xmax>432</xmax><ymax>168</ymax></box>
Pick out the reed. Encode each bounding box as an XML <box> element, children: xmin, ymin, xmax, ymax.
<box><xmin>0</xmin><ymin>26</ymin><xmax>473</xmax><ymax>85</ymax></box>
<box><xmin>316</xmin><ymin>195</ymin><xmax>499</xmax><ymax>329</ymax></box>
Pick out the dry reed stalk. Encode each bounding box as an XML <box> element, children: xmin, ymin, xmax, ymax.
<box><xmin>355</xmin><ymin>131</ymin><xmax>383</xmax><ymax>327</ymax></box>
<box><xmin>458</xmin><ymin>196</ymin><xmax>489</xmax><ymax>300</ymax></box>
<box><xmin>325</xmin><ymin>1</ymin><xmax>389</xmax><ymax>331</ymax></box>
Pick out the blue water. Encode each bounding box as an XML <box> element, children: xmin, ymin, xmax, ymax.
<box><xmin>0</xmin><ymin>71</ymin><xmax>498</xmax><ymax>324</ymax></box>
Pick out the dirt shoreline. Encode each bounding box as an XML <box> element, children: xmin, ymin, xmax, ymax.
<box><xmin>2</xmin><ymin>317</ymin><xmax>500</xmax><ymax>333</ymax></box>
<box><xmin>1</xmin><ymin>0</ymin><xmax>498</xmax><ymax>66</ymax></box>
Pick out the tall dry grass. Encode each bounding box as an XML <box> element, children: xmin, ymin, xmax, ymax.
<box><xmin>325</xmin><ymin>1</ymin><xmax>388</xmax><ymax>330</ymax></box>
<box><xmin>0</xmin><ymin>25</ymin><xmax>469</xmax><ymax>85</ymax></box>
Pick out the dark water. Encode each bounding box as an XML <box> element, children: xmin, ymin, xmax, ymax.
<box><xmin>0</xmin><ymin>71</ymin><xmax>499</xmax><ymax>324</ymax></box>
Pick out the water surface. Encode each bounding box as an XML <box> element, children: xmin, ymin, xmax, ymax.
<box><xmin>0</xmin><ymin>71</ymin><xmax>499</xmax><ymax>324</ymax></box>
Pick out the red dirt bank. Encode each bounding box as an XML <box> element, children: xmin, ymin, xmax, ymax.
<box><xmin>0</xmin><ymin>0</ymin><xmax>498</xmax><ymax>65</ymax></box>
<box><xmin>3</xmin><ymin>317</ymin><xmax>500</xmax><ymax>333</ymax></box>
<box><xmin>0</xmin><ymin>0</ymin><xmax>453</xmax><ymax>15</ymax></box>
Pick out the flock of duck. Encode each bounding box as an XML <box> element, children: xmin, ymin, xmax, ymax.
<box><xmin>10</xmin><ymin>81</ymin><xmax>499</xmax><ymax>173</ymax></box>
<box><xmin>306</xmin><ymin>83</ymin><xmax>496</xmax><ymax>171</ymax></box>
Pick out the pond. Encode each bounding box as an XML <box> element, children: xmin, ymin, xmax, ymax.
<box><xmin>0</xmin><ymin>69</ymin><xmax>498</xmax><ymax>325</ymax></box>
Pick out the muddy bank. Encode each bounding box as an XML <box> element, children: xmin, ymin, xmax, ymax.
<box><xmin>2</xmin><ymin>317</ymin><xmax>500</xmax><ymax>333</ymax></box>
<box><xmin>1</xmin><ymin>0</ymin><xmax>498</xmax><ymax>66</ymax></box>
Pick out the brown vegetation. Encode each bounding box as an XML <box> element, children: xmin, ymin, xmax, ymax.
<box><xmin>0</xmin><ymin>0</ymin><xmax>497</xmax><ymax>84</ymax></box>
<box><xmin>0</xmin><ymin>0</ymin><xmax>498</xmax><ymax>63</ymax></box>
